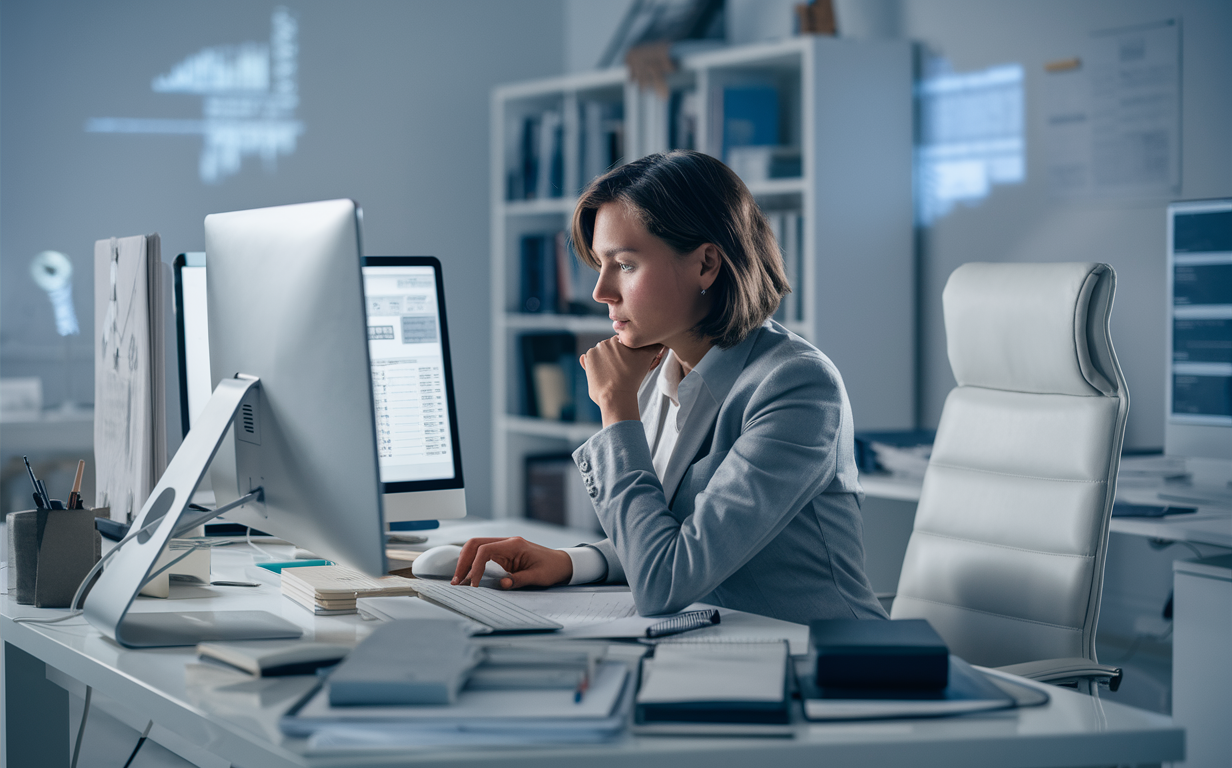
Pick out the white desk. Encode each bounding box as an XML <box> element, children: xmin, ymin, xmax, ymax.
<box><xmin>2</xmin><ymin>520</ymin><xmax>1183</xmax><ymax>768</ymax></box>
<box><xmin>859</xmin><ymin>455</ymin><xmax>1232</xmax><ymax>593</ymax></box>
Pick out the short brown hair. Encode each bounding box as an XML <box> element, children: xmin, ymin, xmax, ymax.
<box><xmin>571</xmin><ymin>150</ymin><xmax>789</xmax><ymax>349</ymax></box>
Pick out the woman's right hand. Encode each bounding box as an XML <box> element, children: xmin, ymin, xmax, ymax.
<box><xmin>579</xmin><ymin>337</ymin><xmax>664</xmax><ymax>427</ymax></box>
<box><xmin>451</xmin><ymin>537</ymin><xmax>574</xmax><ymax>590</ymax></box>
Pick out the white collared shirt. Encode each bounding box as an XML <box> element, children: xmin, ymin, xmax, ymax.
<box><xmin>565</xmin><ymin>350</ymin><xmax>711</xmax><ymax>585</ymax></box>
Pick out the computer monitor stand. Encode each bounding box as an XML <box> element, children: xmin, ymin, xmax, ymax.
<box><xmin>82</xmin><ymin>375</ymin><xmax>303</xmax><ymax>648</ymax></box>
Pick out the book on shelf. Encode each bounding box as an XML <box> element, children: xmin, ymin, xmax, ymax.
<box><xmin>721</xmin><ymin>84</ymin><xmax>779</xmax><ymax>166</ymax></box>
<box><xmin>768</xmin><ymin>210</ymin><xmax>803</xmax><ymax>324</ymax></box>
<box><xmin>579</xmin><ymin>99</ymin><xmax>624</xmax><ymax>190</ymax></box>
<box><xmin>519</xmin><ymin>333</ymin><xmax>601</xmax><ymax>424</ymax></box>
<box><xmin>525</xmin><ymin>452</ymin><xmax>602</xmax><ymax>531</ymax></box>
<box><xmin>670</xmin><ymin>89</ymin><xmax>699</xmax><ymax>151</ymax></box>
<box><xmin>519</xmin><ymin>233</ymin><xmax>557</xmax><ymax>313</ymax></box>
<box><xmin>509</xmin><ymin>110</ymin><xmax>565</xmax><ymax>201</ymax></box>
<box><xmin>518</xmin><ymin>230</ymin><xmax>604</xmax><ymax>315</ymax></box>
<box><xmin>280</xmin><ymin>564</ymin><xmax>418</xmax><ymax>615</ymax></box>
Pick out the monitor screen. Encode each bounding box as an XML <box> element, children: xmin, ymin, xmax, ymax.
<box><xmin>363</xmin><ymin>263</ymin><xmax>458</xmax><ymax>484</ymax></box>
<box><xmin>1166</xmin><ymin>199</ymin><xmax>1232</xmax><ymax>460</ymax></box>
<box><xmin>174</xmin><ymin>252</ymin><xmax>465</xmax><ymax>520</ymax></box>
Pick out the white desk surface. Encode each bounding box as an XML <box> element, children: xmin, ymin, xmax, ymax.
<box><xmin>1</xmin><ymin>519</ymin><xmax>1183</xmax><ymax>768</ymax></box>
<box><xmin>861</xmin><ymin>455</ymin><xmax>1232</xmax><ymax>549</ymax></box>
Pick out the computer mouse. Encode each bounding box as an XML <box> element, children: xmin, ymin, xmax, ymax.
<box><xmin>411</xmin><ymin>544</ymin><xmax>509</xmax><ymax>585</ymax></box>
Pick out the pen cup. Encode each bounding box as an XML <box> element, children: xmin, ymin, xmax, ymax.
<box><xmin>6</xmin><ymin>507</ymin><xmax>103</xmax><ymax>607</ymax></box>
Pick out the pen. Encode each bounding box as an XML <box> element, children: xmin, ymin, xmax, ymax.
<box><xmin>68</xmin><ymin>459</ymin><xmax>85</xmax><ymax>510</ymax></box>
<box><xmin>23</xmin><ymin>456</ymin><xmax>48</xmax><ymax>508</ymax></box>
<box><xmin>573</xmin><ymin>669</ymin><xmax>589</xmax><ymax>703</ymax></box>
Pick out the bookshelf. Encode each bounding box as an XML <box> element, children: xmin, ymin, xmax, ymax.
<box><xmin>491</xmin><ymin>36</ymin><xmax>913</xmax><ymax>521</ymax></box>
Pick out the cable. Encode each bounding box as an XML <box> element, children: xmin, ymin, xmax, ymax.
<box><xmin>246</xmin><ymin>525</ymin><xmax>277</xmax><ymax>561</ymax></box>
<box><xmin>140</xmin><ymin>543</ymin><xmax>209</xmax><ymax>588</ymax></box>
<box><xmin>13</xmin><ymin>611</ymin><xmax>85</xmax><ymax>626</ymax></box>
<box><xmin>14</xmin><ymin>521</ymin><xmax>206</xmax><ymax>626</ymax></box>
<box><xmin>121</xmin><ymin>720</ymin><xmax>154</xmax><ymax>768</ymax></box>
<box><xmin>70</xmin><ymin>685</ymin><xmax>92</xmax><ymax>768</ymax></box>
<box><xmin>15</xmin><ymin>489</ymin><xmax>262</xmax><ymax>624</ymax></box>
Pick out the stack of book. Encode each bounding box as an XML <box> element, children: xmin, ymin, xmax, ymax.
<box><xmin>280</xmin><ymin>565</ymin><xmax>418</xmax><ymax>615</ymax></box>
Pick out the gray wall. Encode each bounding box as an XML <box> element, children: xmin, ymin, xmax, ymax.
<box><xmin>901</xmin><ymin>0</ymin><xmax>1232</xmax><ymax>448</ymax></box>
<box><xmin>0</xmin><ymin>0</ymin><xmax>565</xmax><ymax>517</ymax></box>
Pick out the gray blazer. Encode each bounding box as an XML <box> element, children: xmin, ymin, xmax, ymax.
<box><xmin>573</xmin><ymin>320</ymin><xmax>888</xmax><ymax>625</ymax></box>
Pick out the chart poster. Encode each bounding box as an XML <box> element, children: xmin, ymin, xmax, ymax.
<box><xmin>1045</xmin><ymin>19</ymin><xmax>1181</xmax><ymax>198</ymax></box>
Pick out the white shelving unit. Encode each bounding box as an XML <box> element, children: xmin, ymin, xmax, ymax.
<box><xmin>491</xmin><ymin>36</ymin><xmax>913</xmax><ymax>520</ymax></box>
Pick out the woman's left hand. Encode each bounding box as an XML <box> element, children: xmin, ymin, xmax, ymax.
<box><xmin>580</xmin><ymin>338</ymin><xmax>664</xmax><ymax>427</ymax></box>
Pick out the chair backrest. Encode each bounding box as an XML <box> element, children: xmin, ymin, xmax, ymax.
<box><xmin>890</xmin><ymin>262</ymin><xmax>1129</xmax><ymax>668</ymax></box>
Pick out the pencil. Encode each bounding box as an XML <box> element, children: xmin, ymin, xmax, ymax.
<box><xmin>68</xmin><ymin>459</ymin><xmax>86</xmax><ymax>510</ymax></box>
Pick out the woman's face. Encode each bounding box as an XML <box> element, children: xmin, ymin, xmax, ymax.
<box><xmin>591</xmin><ymin>202</ymin><xmax>712</xmax><ymax>350</ymax></box>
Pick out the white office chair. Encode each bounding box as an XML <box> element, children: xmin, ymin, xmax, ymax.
<box><xmin>890</xmin><ymin>262</ymin><xmax>1128</xmax><ymax>691</ymax></box>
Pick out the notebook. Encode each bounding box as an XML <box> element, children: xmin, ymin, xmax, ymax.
<box><xmin>635</xmin><ymin>640</ymin><xmax>790</xmax><ymax>725</ymax></box>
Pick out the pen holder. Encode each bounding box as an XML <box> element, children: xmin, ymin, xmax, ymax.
<box><xmin>6</xmin><ymin>507</ymin><xmax>103</xmax><ymax>607</ymax></box>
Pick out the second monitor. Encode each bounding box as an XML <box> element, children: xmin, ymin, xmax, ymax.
<box><xmin>174</xmin><ymin>254</ymin><xmax>466</xmax><ymax>523</ymax></box>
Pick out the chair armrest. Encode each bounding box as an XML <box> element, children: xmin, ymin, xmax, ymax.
<box><xmin>995</xmin><ymin>658</ymin><xmax>1123</xmax><ymax>692</ymax></box>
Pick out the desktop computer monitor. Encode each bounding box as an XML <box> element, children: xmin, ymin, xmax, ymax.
<box><xmin>1166</xmin><ymin>199</ymin><xmax>1232</xmax><ymax>461</ymax></box>
<box><xmin>85</xmin><ymin>199</ymin><xmax>393</xmax><ymax>646</ymax></box>
<box><xmin>203</xmin><ymin>199</ymin><xmax>387</xmax><ymax>573</ymax></box>
<box><xmin>173</xmin><ymin>254</ymin><xmax>466</xmax><ymax>524</ymax></box>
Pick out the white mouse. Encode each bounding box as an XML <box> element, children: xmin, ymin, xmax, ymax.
<box><xmin>411</xmin><ymin>544</ymin><xmax>509</xmax><ymax>586</ymax></box>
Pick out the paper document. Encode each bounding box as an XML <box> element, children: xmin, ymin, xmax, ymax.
<box><xmin>285</xmin><ymin>660</ymin><xmax>629</xmax><ymax>731</ymax></box>
<box><xmin>93</xmin><ymin>234</ymin><xmax>165</xmax><ymax>522</ymax></box>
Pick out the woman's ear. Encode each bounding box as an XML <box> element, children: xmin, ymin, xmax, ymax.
<box><xmin>698</xmin><ymin>243</ymin><xmax>721</xmax><ymax>291</ymax></box>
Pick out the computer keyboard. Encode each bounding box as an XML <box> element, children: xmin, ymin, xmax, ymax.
<box><xmin>411</xmin><ymin>581</ymin><xmax>563</xmax><ymax>632</ymax></box>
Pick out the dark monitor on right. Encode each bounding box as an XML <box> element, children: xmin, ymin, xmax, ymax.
<box><xmin>1166</xmin><ymin>199</ymin><xmax>1232</xmax><ymax>461</ymax></box>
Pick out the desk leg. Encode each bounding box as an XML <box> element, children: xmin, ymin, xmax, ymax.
<box><xmin>3</xmin><ymin>641</ymin><xmax>69</xmax><ymax>768</ymax></box>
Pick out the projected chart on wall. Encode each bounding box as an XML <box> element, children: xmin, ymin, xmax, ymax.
<box><xmin>86</xmin><ymin>7</ymin><xmax>302</xmax><ymax>184</ymax></box>
<box><xmin>916</xmin><ymin>62</ymin><xmax>1025</xmax><ymax>224</ymax></box>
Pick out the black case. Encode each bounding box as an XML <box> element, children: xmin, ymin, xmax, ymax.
<box><xmin>809</xmin><ymin>618</ymin><xmax>949</xmax><ymax>690</ymax></box>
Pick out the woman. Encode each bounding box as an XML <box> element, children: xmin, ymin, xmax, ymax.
<box><xmin>454</xmin><ymin>150</ymin><xmax>886</xmax><ymax>625</ymax></box>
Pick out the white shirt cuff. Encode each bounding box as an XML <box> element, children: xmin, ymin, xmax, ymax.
<box><xmin>563</xmin><ymin>546</ymin><xmax>607</xmax><ymax>585</ymax></box>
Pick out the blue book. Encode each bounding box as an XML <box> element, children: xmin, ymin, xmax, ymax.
<box><xmin>722</xmin><ymin>85</ymin><xmax>779</xmax><ymax>162</ymax></box>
